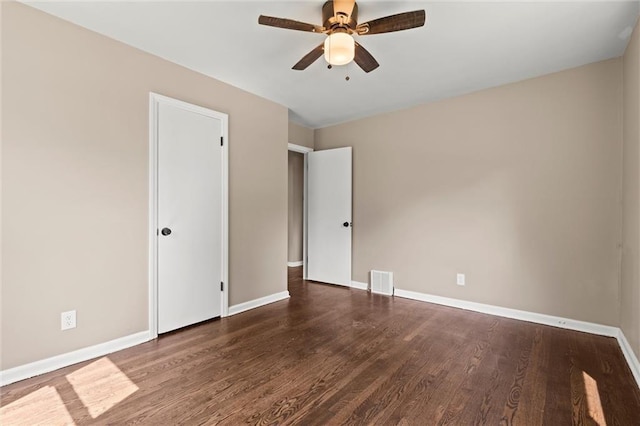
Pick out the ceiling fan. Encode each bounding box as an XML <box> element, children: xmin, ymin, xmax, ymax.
<box><xmin>258</xmin><ymin>0</ymin><xmax>426</xmax><ymax>73</ymax></box>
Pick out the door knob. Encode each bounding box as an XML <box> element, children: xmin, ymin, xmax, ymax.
<box><xmin>343</xmin><ymin>222</ymin><xmax>351</xmax><ymax>227</ymax></box>
<box><xmin>161</xmin><ymin>227</ymin><xmax>172</xmax><ymax>236</ymax></box>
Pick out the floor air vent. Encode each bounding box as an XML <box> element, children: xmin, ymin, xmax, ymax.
<box><xmin>370</xmin><ymin>270</ymin><xmax>394</xmax><ymax>296</ymax></box>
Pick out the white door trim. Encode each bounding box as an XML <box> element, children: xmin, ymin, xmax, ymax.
<box><xmin>288</xmin><ymin>143</ymin><xmax>313</xmax><ymax>279</ymax></box>
<box><xmin>288</xmin><ymin>142</ymin><xmax>313</xmax><ymax>154</ymax></box>
<box><xmin>149</xmin><ymin>92</ymin><xmax>229</xmax><ymax>339</ymax></box>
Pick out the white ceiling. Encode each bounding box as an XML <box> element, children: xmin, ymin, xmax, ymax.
<box><xmin>25</xmin><ymin>1</ymin><xmax>640</xmax><ymax>128</ymax></box>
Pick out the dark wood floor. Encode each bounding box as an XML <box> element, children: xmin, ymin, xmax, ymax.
<box><xmin>2</xmin><ymin>267</ymin><xmax>640</xmax><ymax>425</ymax></box>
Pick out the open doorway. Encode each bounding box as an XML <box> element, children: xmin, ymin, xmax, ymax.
<box><xmin>288</xmin><ymin>151</ymin><xmax>304</xmax><ymax>267</ymax></box>
<box><xmin>288</xmin><ymin>143</ymin><xmax>313</xmax><ymax>278</ymax></box>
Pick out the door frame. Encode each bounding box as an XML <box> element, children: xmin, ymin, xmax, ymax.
<box><xmin>288</xmin><ymin>143</ymin><xmax>313</xmax><ymax>279</ymax></box>
<box><xmin>148</xmin><ymin>92</ymin><xmax>229</xmax><ymax>339</ymax></box>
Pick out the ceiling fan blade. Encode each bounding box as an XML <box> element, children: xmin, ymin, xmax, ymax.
<box><xmin>292</xmin><ymin>43</ymin><xmax>325</xmax><ymax>70</ymax></box>
<box><xmin>356</xmin><ymin>10</ymin><xmax>426</xmax><ymax>35</ymax></box>
<box><xmin>258</xmin><ymin>15</ymin><xmax>324</xmax><ymax>33</ymax></box>
<box><xmin>354</xmin><ymin>42</ymin><xmax>379</xmax><ymax>73</ymax></box>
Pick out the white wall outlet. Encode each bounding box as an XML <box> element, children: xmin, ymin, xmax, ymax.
<box><xmin>61</xmin><ymin>310</ymin><xmax>76</xmax><ymax>330</ymax></box>
<box><xmin>456</xmin><ymin>273</ymin><xmax>465</xmax><ymax>286</ymax></box>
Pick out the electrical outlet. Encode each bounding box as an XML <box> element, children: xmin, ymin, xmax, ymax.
<box><xmin>61</xmin><ymin>310</ymin><xmax>76</xmax><ymax>330</ymax></box>
<box><xmin>456</xmin><ymin>273</ymin><xmax>465</xmax><ymax>286</ymax></box>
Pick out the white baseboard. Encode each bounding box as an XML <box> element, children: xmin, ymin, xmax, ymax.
<box><xmin>4</xmin><ymin>291</ymin><xmax>636</xmax><ymax>392</ymax></box>
<box><xmin>287</xmin><ymin>261</ymin><xmax>303</xmax><ymax>267</ymax></box>
<box><xmin>0</xmin><ymin>330</ymin><xmax>152</xmax><ymax>387</ymax></box>
<box><xmin>393</xmin><ymin>289</ymin><xmax>618</xmax><ymax>337</ymax></box>
<box><xmin>350</xmin><ymin>281</ymin><xmax>369</xmax><ymax>291</ymax></box>
<box><xmin>228</xmin><ymin>291</ymin><xmax>290</xmax><ymax>316</ymax></box>
<box><xmin>617</xmin><ymin>329</ymin><xmax>640</xmax><ymax>389</ymax></box>
<box><xmin>394</xmin><ymin>288</ymin><xmax>640</xmax><ymax>390</ymax></box>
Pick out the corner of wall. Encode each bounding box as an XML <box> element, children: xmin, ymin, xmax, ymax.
<box><xmin>620</xmin><ymin>12</ymin><xmax>640</xmax><ymax>362</ymax></box>
<box><xmin>288</xmin><ymin>121</ymin><xmax>315</xmax><ymax>150</ymax></box>
<box><xmin>312</xmin><ymin>127</ymin><xmax>318</xmax><ymax>151</ymax></box>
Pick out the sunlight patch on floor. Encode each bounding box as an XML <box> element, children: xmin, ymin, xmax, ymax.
<box><xmin>0</xmin><ymin>385</ymin><xmax>75</xmax><ymax>425</ymax></box>
<box><xmin>582</xmin><ymin>371</ymin><xmax>606</xmax><ymax>426</ymax></box>
<box><xmin>66</xmin><ymin>357</ymin><xmax>138</xmax><ymax>418</ymax></box>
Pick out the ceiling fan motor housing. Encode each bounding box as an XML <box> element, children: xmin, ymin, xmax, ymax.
<box><xmin>323</xmin><ymin>1</ymin><xmax>358</xmax><ymax>32</ymax></box>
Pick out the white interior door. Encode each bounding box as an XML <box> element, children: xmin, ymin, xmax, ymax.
<box><xmin>157</xmin><ymin>101</ymin><xmax>223</xmax><ymax>333</ymax></box>
<box><xmin>307</xmin><ymin>147</ymin><xmax>352</xmax><ymax>286</ymax></box>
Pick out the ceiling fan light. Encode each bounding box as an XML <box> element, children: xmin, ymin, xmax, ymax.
<box><xmin>324</xmin><ymin>32</ymin><xmax>355</xmax><ymax>66</ymax></box>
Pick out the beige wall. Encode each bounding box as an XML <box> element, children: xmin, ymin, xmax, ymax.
<box><xmin>288</xmin><ymin>152</ymin><xmax>304</xmax><ymax>262</ymax></box>
<box><xmin>1</xmin><ymin>3</ymin><xmax>288</xmax><ymax>370</ymax></box>
<box><xmin>316</xmin><ymin>59</ymin><xmax>623</xmax><ymax>326</ymax></box>
<box><xmin>288</xmin><ymin>122</ymin><xmax>314</xmax><ymax>149</ymax></box>
<box><xmin>0</xmin><ymin>2</ymin><xmax>4</xmax><ymax>339</ymax></box>
<box><xmin>622</xmin><ymin>19</ymin><xmax>640</xmax><ymax>360</ymax></box>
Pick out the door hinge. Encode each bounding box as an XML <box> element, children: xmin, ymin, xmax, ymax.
<box><xmin>220</xmin><ymin>136</ymin><xmax>224</xmax><ymax>146</ymax></box>
<box><xmin>220</xmin><ymin>281</ymin><xmax>224</xmax><ymax>291</ymax></box>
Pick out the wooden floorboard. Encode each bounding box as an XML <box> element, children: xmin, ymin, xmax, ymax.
<box><xmin>2</xmin><ymin>267</ymin><xmax>639</xmax><ymax>425</ymax></box>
